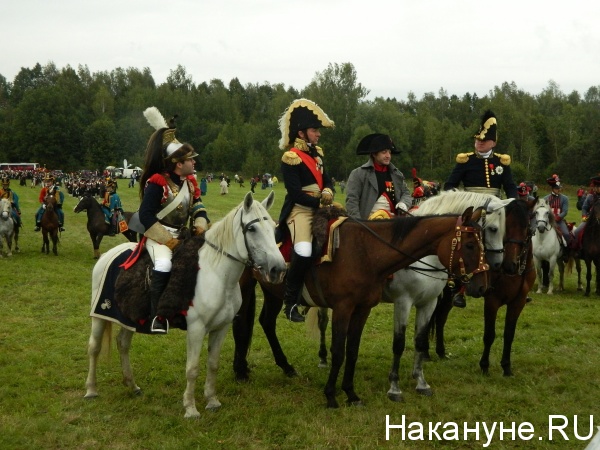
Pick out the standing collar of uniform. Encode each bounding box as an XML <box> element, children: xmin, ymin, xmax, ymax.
<box><xmin>475</xmin><ymin>150</ymin><xmax>494</xmax><ymax>159</ymax></box>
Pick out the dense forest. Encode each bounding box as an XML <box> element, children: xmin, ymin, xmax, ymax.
<box><xmin>0</xmin><ymin>61</ymin><xmax>599</xmax><ymax>185</ymax></box>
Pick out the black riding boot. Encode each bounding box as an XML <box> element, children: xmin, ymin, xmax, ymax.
<box><xmin>283</xmin><ymin>252</ymin><xmax>312</xmax><ymax>322</ymax></box>
<box><xmin>150</xmin><ymin>270</ymin><xmax>171</xmax><ymax>334</ymax></box>
<box><xmin>452</xmin><ymin>285</ymin><xmax>467</xmax><ymax>308</ymax></box>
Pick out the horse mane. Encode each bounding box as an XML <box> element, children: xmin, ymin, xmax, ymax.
<box><xmin>414</xmin><ymin>190</ymin><xmax>500</xmax><ymax>216</ymax></box>
<box><xmin>204</xmin><ymin>198</ymin><xmax>270</xmax><ymax>264</ymax></box>
<box><xmin>507</xmin><ymin>199</ymin><xmax>530</xmax><ymax>227</ymax></box>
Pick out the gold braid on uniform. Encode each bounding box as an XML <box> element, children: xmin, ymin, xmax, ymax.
<box><xmin>281</xmin><ymin>138</ymin><xmax>324</xmax><ymax>164</ymax></box>
<box><xmin>456</xmin><ymin>152</ymin><xmax>472</xmax><ymax>164</ymax></box>
<box><xmin>495</xmin><ymin>153</ymin><xmax>512</xmax><ymax>165</ymax></box>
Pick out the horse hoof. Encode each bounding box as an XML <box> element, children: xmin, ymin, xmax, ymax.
<box><xmin>285</xmin><ymin>368</ymin><xmax>299</xmax><ymax>378</ymax></box>
<box><xmin>416</xmin><ymin>388</ymin><xmax>433</xmax><ymax>397</ymax></box>
<box><xmin>133</xmin><ymin>388</ymin><xmax>143</xmax><ymax>396</ymax></box>
<box><xmin>83</xmin><ymin>393</ymin><xmax>98</xmax><ymax>399</ymax></box>
<box><xmin>387</xmin><ymin>393</ymin><xmax>404</xmax><ymax>403</ymax></box>
<box><xmin>318</xmin><ymin>362</ymin><xmax>328</xmax><ymax>369</ymax></box>
<box><xmin>326</xmin><ymin>400</ymin><xmax>339</xmax><ymax>409</ymax></box>
<box><xmin>205</xmin><ymin>404</ymin><xmax>221</xmax><ymax>412</ymax></box>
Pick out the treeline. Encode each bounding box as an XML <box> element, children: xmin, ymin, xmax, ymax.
<box><xmin>1</xmin><ymin>61</ymin><xmax>599</xmax><ymax>185</ymax></box>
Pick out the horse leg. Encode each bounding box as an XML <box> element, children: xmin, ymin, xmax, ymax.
<box><xmin>547</xmin><ymin>260</ymin><xmax>555</xmax><ymax>295</ymax></box>
<box><xmin>584</xmin><ymin>259</ymin><xmax>592</xmax><ymax>297</ymax></box>
<box><xmin>500</xmin><ymin>298</ymin><xmax>526</xmax><ymax>377</ymax></box>
<box><xmin>479</xmin><ymin>298</ymin><xmax>500</xmax><ymax>375</ymax></box>
<box><xmin>412</xmin><ymin>301</ymin><xmax>437</xmax><ymax>396</ymax></box>
<box><xmin>534</xmin><ymin>259</ymin><xmax>543</xmax><ymax>294</ymax></box>
<box><xmin>341</xmin><ymin>305</ymin><xmax>371</xmax><ymax>406</ymax></box>
<box><xmin>52</xmin><ymin>232</ymin><xmax>58</xmax><ymax>256</ymax></box>
<box><xmin>258</xmin><ymin>289</ymin><xmax>297</xmax><ymax>377</ymax></box>
<box><xmin>387</xmin><ymin>301</ymin><xmax>409</xmax><ymax>403</ymax></box>
<box><xmin>557</xmin><ymin>259</ymin><xmax>565</xmax><ymax>292</ymax></box>
<box><xmin>232</xmin><ymin>273</ymin><xmax>257</xmax><ymax>381</ymax></box>
<box><xmin>116</xmin><ymin>328</ymin><xmax>141</xmax><ymax>395</ymax></box>
<box><xmin>325</xmin><ymin>308</ymin><xmax>351</xmax><ymax>408</ymax></box>
<box><xmin>91</xmin><ymin>232</ymin><xmax>101</xmax><ymax>259</ymax></box>
<box><xmin>84</xmin><ymin>318</ymin><xmax>108</xmax><ymax>398</ymax></box>
<box><xmin>13</xmin><ymin>225</ymin><xmax>19</xmax><ymax>253</ymax></box>
<box><xmin>317</xmin><ymin>307</ymin><xmax>329</xmax><ymax>368</ymax></box>
<box><xmin>431</xmin><ymin>288</ymin><xmax>453</xmax><ymax>360</ymax></box>
<box><xmin>42</xmin><ymin>230</ymin><xmax>48</xmax><ymax>254</ymax></box>
<box><xmin>204</xmin><ymin>326</ymin><xmax>231</xmax><ymax>412</ymax></box>
<box><xmin>183</xmin><ymin>322</ymin><xmax>207</xmax><ymax>418</ymax></box>
<box><xmin>576</xmin><ymin>258</ymin><xmax>583</xmax><ymax>291</ymax></box>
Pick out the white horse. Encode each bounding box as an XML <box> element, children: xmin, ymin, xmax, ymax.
<box><xmin>532</xmin><ymin>198</ymin><xmax>564</xmax><ymax>294</ymax></box>
<box><xmin>311</xmin><ymin>191</ymin><xmax>511</xmax><ymax>401</ymax></box>
<box><xmin>384</xmin><ymin>190</ymin><xmax>512</xmax><ymax>401</ymax></box>
<box><xmin>0</xmin><ymin>198</ymin><xmax>18</xmax><ymax>257</ymax></box>
<box><xmin>84</xmin><ymin>192</ymin><xmax>287</xmax><ymax>418</ymax></box>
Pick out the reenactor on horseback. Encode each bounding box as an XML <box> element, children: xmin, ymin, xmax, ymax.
<box><xmin>34</xmin><ymin>173</ymin><xmax>65</xmax><ymax>232</ymax></box>
<box><xmin>543</xmin><ymin>174</ymin><xmax>572</xmax><ymax>248</ymax></box>
<box><xmin>138</xmin><ymin>107</ymin><xmax>210</xmax><ymax>334</ymax></box>
<box><xmin>0</xmin><ymin>176</ymin><xmax>22</xmax><ymax>228</ymax></box>
<box><xmin>573</xmin><ymin>175</ymin><xmax>600</xmax><ymax>250</ymax></box>
<box><xmin>345</xmin><ymin>133</ymin><xmax>411</xmax><ymax>220</ymax></box>
<box><xmin>444</xmin><ymin>110</ymin><xmax>518</xmax><ymax>308</ymax></box>
<box><xmin>101</xmin><ymin>178</ymin><xmax>123</xmax><ymax>236</ymax></box>
<box><xmin>277</xmin><ymin>99</ymin><xmax>336</xmax><ymax>322</ymax></box>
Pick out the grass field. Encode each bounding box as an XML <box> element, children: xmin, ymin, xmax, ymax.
<box><xmin>0</xmin><ymin>179</ymin><xmax>598</xmax><ymax>449</ymax></box>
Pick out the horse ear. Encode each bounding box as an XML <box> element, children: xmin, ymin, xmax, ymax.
<box><xmin>262</xmin><ymin>190</ymin><xmax>275</xmax><ymax>211</ymax></box>
<box><xmin>462</xmin><ymin>206</ymin><xmax>474</xmax><ymax>224</ymax></box>
<box><xmin>243</xmin><ymin>191</ymin><xmax>254</xmax><ymax>212</ymax></box>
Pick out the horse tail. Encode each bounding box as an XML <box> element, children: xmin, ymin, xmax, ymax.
<box><xmin>305</xmin><ymin>307</ymin><xmax>320</xmax><ymax>340</ymax></box>
<box><xmin>566</xmin><ymin>254</ymin><xmax>574</xmax><ymax>275</ymax></box>
<box><xmin>99</xmin><ymin>321</ymin><xmax>113</xmax><ymax>359</ymax></box>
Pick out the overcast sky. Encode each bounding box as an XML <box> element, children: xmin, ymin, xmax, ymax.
<box><xmin>3</xmin><ymin>0</ymin><xmax>599</xmax><ymax>100</ymax></box>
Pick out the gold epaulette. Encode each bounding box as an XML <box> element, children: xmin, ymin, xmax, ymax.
<box><xmin>496</xmin><ymin>153</ymin><xmax>511</xmax><ymax>165</ymax></box>
<box><xmin>282</xmin><ymin>151</ymin><xmax>302</xmax><ymax>165</ymax></box>
<box><xmin>456</xmin><ymin>152</ymin><xmax>473</xmax><ymax>164</ymax></box>
<box><xmin>315</xmin><ymin>146</ymin><xmax>324</xmax><ymax>157</ymax></box>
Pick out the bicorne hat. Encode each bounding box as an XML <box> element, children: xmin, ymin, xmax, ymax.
<box><xmin>356</xmin><ymin>133</ymin><xmax>399</xmax><ymax>155</ymax></box>
<box><xmin>517</xmin><ymin>182</ymin><xmax>530</xmax><ymax>197</ymax></box>
<box><xmin>474</xmin><ymin>110</ymin><xmax>497</xmax><ymax>142</ymax></box>
<box><xmin>278</xmin><ymin>99</ymin><xmax>335</xmax><ymax>150</ymax></box>
<box><xmin>546</xmin><ymin>174</ymin><xmax>561</xmax><ymax>188</ymax></box>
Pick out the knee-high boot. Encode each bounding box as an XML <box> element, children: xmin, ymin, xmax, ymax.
<box><xmin>283</xmin><ymin>252</ymin><xmax>312</xmax><ymax>322</ymax></box>
<box><xmin>150</xmin><ymin>270</ymin><xmax>171</xmax><ymax>334</ymax></box>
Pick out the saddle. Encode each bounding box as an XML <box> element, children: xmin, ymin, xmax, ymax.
<box><xmin>278</xmin><ymin>205</ymin><xmax>348</xmax><ymax>264</ymax></box>
<box><xmin>92</xmin><ymin>235</ymin><xmax>205</xmax><ymax>334</ymax></box>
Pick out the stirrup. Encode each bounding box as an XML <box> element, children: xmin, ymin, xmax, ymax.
<box><xmin>452</xmin><ymin>293</ymin><xmax>466</xmax><ymax>308</ymax></box>
<box><xmin>283</xmin><ymin>304</ymin><xmax>305</xmax><ymax>323</ymax></box>
<box><xmin>151</xmin><ymin>316</ymin><xmax>169</xmax><ymax>334</ymax></box>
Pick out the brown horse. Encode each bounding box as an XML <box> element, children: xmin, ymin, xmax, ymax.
<box><xmin>429</xmin><ymin>198</ymin><xmax>537</xmax><ymax>376</ymax></box>
<box><xmin>41</xmin><ymin>195</ymin><xmax>60</xmax><ymax>255</ymax></box>
<box><xmin>234</xmin><ymin>206</ymin><xmax>490</xmax><ymax>408</ymax></box>
<box><xmin>579</xmin><ymin>197</ymin><xmax>600</xmax><ymax>296</ymax></box>
<box><xmin>73</xmin><ymin>195</ymin><xmax>137</xmax><ymax>259</ymax></box>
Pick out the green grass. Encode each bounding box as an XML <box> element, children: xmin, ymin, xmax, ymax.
<box><xmin>0</xmin><ymin>181</ymin><xmax>598</xmax><ymax>449</ymax></box>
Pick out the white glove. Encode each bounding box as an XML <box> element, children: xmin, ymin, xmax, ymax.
<box><xmin>42</xmin><ymin>204</ymin><xmax>47</xmax><ymax>209</ymax></box>
<box><xmin>395</xmin><ymin>202</ymin><xmax>408</xmax><ymax>212</ymax></box>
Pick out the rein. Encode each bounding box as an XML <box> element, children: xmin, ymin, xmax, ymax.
<box><xmin>349</xmin><ymin>215</ymin><xmax>489</xmax><ymax>284</ymax></box>
<box><xmin>203</xmin><ymin>207</ymin><xmax>269</xmax><ymax>269</ymax></box>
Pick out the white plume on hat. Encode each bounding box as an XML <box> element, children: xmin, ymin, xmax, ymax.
<box><xmin>143</xmin><ymin>106</ymin><xmax>183</xmax><ymax>155</ymax></box>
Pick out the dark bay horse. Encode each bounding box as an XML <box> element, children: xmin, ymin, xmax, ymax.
<box><xmin>429</xmin><ymin>198</ymin><xmax>536</xmax><ymax>376</ymax></box>
<box><xmin>73</xmin><ymin>195</ymin><xmax>137</xmax><ymax>258</ymax></box>
<box><xmin>41</xmin><ymin>195</ymin><xmax>60</xmax><ymax>255</ymax></box>
<box><xmin>234</xmin><ymin>207</ymin><xmax>490</xmax><ymax>408</ymax></box>
<box><xmin>579</xmin><ymin>197</ymin><xmax>600</xmax><ymax>296</ymax></box>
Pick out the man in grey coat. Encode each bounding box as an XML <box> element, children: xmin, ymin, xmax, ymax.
<box><xmin>346</xmin><ymin>133</ymin><xmax>412</xmax><ymax>220</ymax></box>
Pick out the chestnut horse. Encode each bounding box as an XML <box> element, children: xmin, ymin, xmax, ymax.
<box><xmin>429</xmin><ymin>198</ymin><xmax>537</xmax><ymax>376</ymax></box>
<box><xmin>234</xmin><ymin>206</ymin><xmax>490</xmax><ymax>408</ymax></box>
<box><xmin>73</xmin><ymin>195</ymin><xmax>137</xmax><ymax>259</ymax></box>
<box><xmin>40</xmin><ymin>195</ymin><xmax>60</xmax><ymax>255</ymax></box>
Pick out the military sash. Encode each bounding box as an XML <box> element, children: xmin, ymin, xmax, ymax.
<box><xmin>290</xmin><ymin>148</ymin><xmax>323</xmax><ymax>190</ymax></box>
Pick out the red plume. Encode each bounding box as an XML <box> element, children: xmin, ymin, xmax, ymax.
<box><xmin>411</xmin><ymin>167</ymin><xmax>417</xmax><ymax>179</ymax></box>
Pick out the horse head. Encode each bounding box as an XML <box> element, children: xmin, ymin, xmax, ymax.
<box><xmin>443</xmin><ymin>207</ymin><xmax>490</xmax><ymax>298</ymax></box>
<box><xmin>205</xmin><ymin>191</ymin><xmax>287</xmax><ymax>284</ymax></box>
<box><xmin>44</xmin><ymin>194</ymin><xmax>57</xmax><ymax>212</ymax></box>
<box><xmin>533</xmin><ymin>199</ymin><xmax>553</xmax><ymax>234</ymax></box>
<box><xmin>73</xmin><ymin>195</ymin><xmax>91</xmax><ymax>213</ymax></box>
<box><xmin>0</xmin><ymin>198</ymin><xmax>11</xmax><ymax>220</ymax></box>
